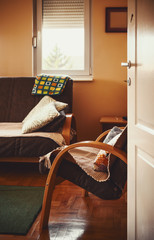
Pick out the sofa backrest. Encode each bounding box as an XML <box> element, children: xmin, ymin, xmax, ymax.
<box><xmin>0</xmin><ymin>77</ymin><xmax>73</xmax><ymax>122</ymax></box>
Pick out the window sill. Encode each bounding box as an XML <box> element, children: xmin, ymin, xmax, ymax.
<box><xmin>71</xmin><ymin>75</ymin><xmax>93</xmax><ymax>81</ymax></box>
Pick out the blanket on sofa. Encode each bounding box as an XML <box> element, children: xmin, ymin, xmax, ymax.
<box><xmin>32</xmin><ymin>75</ymin><xmax>70</xmax><ymax>96</ymax></box>
<box><xmin>0</xmin><ymin>123</ymin><xmax>65</xmax><ymax>158</ymax></box>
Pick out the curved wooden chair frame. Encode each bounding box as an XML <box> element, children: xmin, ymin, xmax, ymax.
<box><xmin>39</xmin><ymin>127</ymin><xmax>127</xmax><ymax>233</ymax></box>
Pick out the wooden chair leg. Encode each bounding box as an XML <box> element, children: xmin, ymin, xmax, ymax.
<box><xmin>39</xmin><ymin>150</ymin><xmax>62</xmax><ymax>233</ymax></box>
<box><xmin>39</xmin><ymin>175</ymin><xmax>56</xmax><ymax>232</ymax></box>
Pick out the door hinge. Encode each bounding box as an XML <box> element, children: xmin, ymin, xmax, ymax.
<box><xmin>124</xmin><ymin>78</ymin><xmax>131</xmax><ymax>86</ymax></box>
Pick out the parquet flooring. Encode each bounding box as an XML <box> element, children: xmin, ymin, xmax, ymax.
<box><xmin>0</xmin><ymin>163</ymin><xmax>127</xmax><ymax>240</ymax></box>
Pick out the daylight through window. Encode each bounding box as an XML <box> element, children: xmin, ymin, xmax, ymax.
<box><xmin>34</xmin><ymin>0</ymin><xmax>92</xmax><ymax>78</ymax></box>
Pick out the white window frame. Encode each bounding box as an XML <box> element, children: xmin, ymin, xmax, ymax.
<box><xmin>33</xmin><ymin>0</ymin><xmax>93</xmax><ymax>81</ymax></box>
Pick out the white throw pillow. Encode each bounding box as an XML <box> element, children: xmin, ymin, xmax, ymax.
<box><xmin>23</xmin><ymin>96</ymin><xmax>67</xmax><ymax>124</ymax></box>
<box><xmin>22</xmin><ymin>102</ymin><xmax>60</xmax><ymax>133</ymax></box>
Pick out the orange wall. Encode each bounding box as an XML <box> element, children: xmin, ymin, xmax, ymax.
<box><xmin>0</xmin><ymin>0</ymin><xmax>127</xmax><ymax>140</ymax></box>
<box><xmin>74</xmin><ymin>0</ymin><xmax>127</xmax><ymax>140</ymax></box>
<box><xmin>0</xmin><ymin>0</ymin><xmax>32</xmax><ymax>76</ymax></box>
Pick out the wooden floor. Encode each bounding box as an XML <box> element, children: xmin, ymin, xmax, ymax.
<box><xmin>0</xmin><ymin>162</ymin><xmax>127</xmax><ymax>240</ymax></box>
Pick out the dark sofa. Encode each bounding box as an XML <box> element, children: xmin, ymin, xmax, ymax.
<box><xmin>0</xmin><ymin>77</ymin><xmax>76</xmax><ymax>162</ymax></box>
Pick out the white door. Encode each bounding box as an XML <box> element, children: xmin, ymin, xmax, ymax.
<box><xmin>127</xmin><ymin>0</ymin><xmax>154</xmax><ymax>239</ymax></box>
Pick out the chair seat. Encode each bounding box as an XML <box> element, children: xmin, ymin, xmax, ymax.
<box><xmin>57</xmin><ymin>158</ymin><xmax>123</xmax><ymax>200</ymax></box>
<box><xmin>39</xmin><ymin>149</ymin><xmax>125</xmax><ymax>200</ymax></box>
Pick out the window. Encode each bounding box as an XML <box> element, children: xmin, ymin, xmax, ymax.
<box><xmin>34</xmin><ymin>0</ymin><xmax>92</xmax><ymax>80</ymax></box>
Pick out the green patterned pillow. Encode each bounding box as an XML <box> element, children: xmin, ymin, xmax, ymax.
<box><xmin>32</xmin><ymin>75</ymin><xmax>70</xmax><ymax>96</ymax></box>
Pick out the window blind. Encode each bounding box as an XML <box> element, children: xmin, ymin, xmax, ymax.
<box><xmin>42</xmin><ymin>0</ymin><xmax>84</xmax><ymax>28</ymax></box>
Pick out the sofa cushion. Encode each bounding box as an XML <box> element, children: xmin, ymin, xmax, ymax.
<box><xmin>0</xmin><ymin>136</ymin><xmax>60</xmax><ymax>158</ymax></box>
<box><xmin>0</xmin><ymin>123</ymin><xmax>65</xmax><ymax>158</ymax></box>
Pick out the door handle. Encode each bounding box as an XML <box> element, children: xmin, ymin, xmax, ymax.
<box><xmin>121</xmin><ymin>61</ymin><xmax>131</xmax><ymax>68</ymax></box>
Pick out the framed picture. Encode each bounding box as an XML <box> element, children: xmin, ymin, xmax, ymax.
<box><xmin>105</xmin><ymin>7</ymin><xmax>127</xmax><ymax>33</ymax></box>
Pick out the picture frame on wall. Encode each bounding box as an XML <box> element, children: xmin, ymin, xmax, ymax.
<box><xmin>105</xmin><ymin>7</ymin><xmax>127</xmax><ymax>33</ymax></box>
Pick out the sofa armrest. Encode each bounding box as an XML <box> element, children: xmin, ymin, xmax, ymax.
<box><xmin>62</xmin><ymin>114</ymin><xmax>77</xmax><ymax>145</ymax></box>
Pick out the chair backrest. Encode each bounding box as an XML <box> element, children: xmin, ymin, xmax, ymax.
<box><xmin>0</xmin><ymin>77</ymin><xmax>73</xmax><ymax>122</ymax></box>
